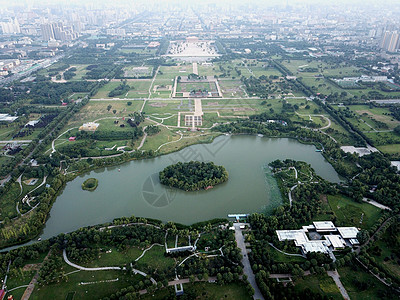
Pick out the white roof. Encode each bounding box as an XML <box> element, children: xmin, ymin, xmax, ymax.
<box><xmin>0</xmin><ymin>114</ymin><xmax>18</xmax><ymax>122</ymax></box>
<box><xmin>349</xmin><ymin>238</ymin><xmax>360</xmax><ymax>245</ymax></box>
<box><xmin>313</xmin><ymin>221</ymin><xmax>336</xmax><ymax>231</ymax></box>
<box><xmin>325</xmin><ymin>235</ymin><xmax>346</xmax><ymax>249</ymax></box>
<box><xmin>276</xmin><ymin>230</ymin><xmax>308</xmax><ymax>245</ymax></box>
<box><xmin>302</xmin><ymin>241</ymin><xmax>329</xmax><ymax>254</ymax></box>
<box><xmin>337</xmin><ymin>227</ymin><xmax>359</xmax><ymax>239</ymax></box>
<box><xmin>26</xmin><ymin>120</ymin><xmax>39</xmax><ymax>126</ymax></box>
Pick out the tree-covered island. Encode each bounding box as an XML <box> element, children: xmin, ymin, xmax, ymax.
<box><xmin>81</xmin><ymin>178</ymin><xmax>99</xmax><ymax>191</ymax></box>
<box><xmin>159</xmin><ymin>161</ymin><xmax>228</xmax><ymax>191</ymax></box>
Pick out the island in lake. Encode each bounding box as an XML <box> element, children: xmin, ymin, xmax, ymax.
<box><xmin>159</xmin><ymin>161</ymin><xmax>228</xmax><ymax>191</ymax></box>
<box><xmin>81</xmin><ymin>178</ymin><xmax>99</xmax><ymax>191</ymax></box>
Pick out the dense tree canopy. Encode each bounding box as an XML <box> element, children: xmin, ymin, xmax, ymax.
<box><xmin>159</xmin><ymin>161</ymin><xmax>228</xmax><ymax>191</ymax></box>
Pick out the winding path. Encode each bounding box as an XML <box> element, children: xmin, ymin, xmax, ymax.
<box><xmin>135</xmin><ymin>243</ymin><xmax>163</xmax><ymax>262</ymax></box>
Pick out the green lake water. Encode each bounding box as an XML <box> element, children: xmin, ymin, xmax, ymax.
<box><xmin>39</xmin><ymin>135</ymin><xmax>341</xmax><ymax>239</ymax></box>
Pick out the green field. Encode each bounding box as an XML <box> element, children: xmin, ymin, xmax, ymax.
<box><xmin>93</xmin><ymin>81</ymin><xmax>151</xmax><ymax>99</ymax></box>
<box><xmin>141</xmin><ymin>282</ymin><xmax>252</xmax><ymax>300</ymax></box>
<box><xmin>327</xmin><ymin>195</ymin><xmax>382</xmax><ymax>229</ymax></box>
<box><xmin>30</xmin><ymin>270</ymin><xmax>142</xmax><ymax>300</ymax></box>
<box><xmin>339</xmin><ymin>266</ymin><xmax>392</xmax><ymax>300</ymax></box>
<box><xmin>368</xmin><ymin>222</ymin><xmax>400</xmax><ymax>280</ymax></box>
<box><xmin>293</xmin><ymin>274</ymin><xmax>342</xmax><ymax>300</ymax></box>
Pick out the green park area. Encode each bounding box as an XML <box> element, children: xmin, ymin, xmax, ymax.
<box><xmin>293</xmin><ymin>274</ymin><xmax>342</xmax><ymax>300</ymax></box>
<box><xmin>141</xmin><ymin>282</ymin><xmax>252</xmax><ymax>300</ymax></box>
<box><xmin>327</xmin><ymin>195</ymin><xmax>382</xmax><ymax>229</ymax></box>
<box><xmin>338</xmin><ymin>265</ymin><xmax>393</xmax><ymax>300</ymax></box>
<box><xmin>367</xmin><ymin>221</ymin><xmax>400</xmax><ymax>281</ymax></box>
<box><xmin>93</xmin><ymin>81</ymin><xmax>151</xmax><ymax>99</ymax></box>
<box><xmin>122</xmin><ymin>65</ymin><xmax>153</xmax><ymax>78</ymax></box>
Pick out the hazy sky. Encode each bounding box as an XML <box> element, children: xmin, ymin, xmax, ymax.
<box><xmin>0</xmin><ymin>0</ymin><xmax>399</xmax><ymax>6</ymax></box>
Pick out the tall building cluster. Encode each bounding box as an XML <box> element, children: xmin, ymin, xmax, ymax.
<box><xmin>0</xmin><ymin>18</ymin><xmax>21</xmax><ymax>34</ymax></box>
<box><xmin>380</xmin><ymin>31</ymin><xmax>400</xmax><ymax>52</ymax></box>
<box><xmin>40</xmin><ymin>22</ymin><xmax>80</xmax><ymax>41</ymax></box>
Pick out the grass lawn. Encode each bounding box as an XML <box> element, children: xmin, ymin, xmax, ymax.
<box><xmin>142</xmin><ymin>282</ymin><xmax>252</xmax><ymax>300</ymax></box>
<box><xmin>377</xmin><ymin>143</ymin><xmax>400</xmax><ymax>156</ymax></box>
<box><xmin>364</xmin><ymin>131</ymin><xmax>400</xmax><ymax>147</ymax></box>
<box><xmin>327</xmin><ymin>194</ymin><xmax>382</xmax><ymax>229</ymax></box>
<box><xmin>218</xmin><ymin>79</ymin><xmax>247</xmax><ymax>98</ymax></box>
<box><xmin>144</xmin><ymin>100</ymin><xmax>188</xmax><ymax>115</ymax></box>
<box><xmin>368</xmin><ymin>222</ymin><xmax>400</xmax><ymax>280</ymax></box>
<box><xmin>69</xmin><ymin>64</ymin><xmax>89</xmax><ymax>80</ymax></box>
<box><xmin>64</xmin><ymin>100</ymin><xmax>144</xmax><ymax>128</ymax></box>
<box><xmin>135</xmin><ymin>244</ymin><xmax>175</xmax><ymax>272</ymax></box>
<box><xmin>293</xmin><ymin>274</ymin><xmax>342</xmax><ymax>300</ymax></box>
<box><xmin>30</xmin><ymin>270</ymin><xmax>142</xmax><ymax>300</ymax></box>
<box><xmin>157</xmin><ymin>132</ymin><xmax>220</xmax><ymax>155</ymax></box>
<box><xmin>140</xmin><ymin>126</ymin><xmax>181</xmax><ymax>151</ymax></box>
<box><xmin>0</xmin><ymin>182</ymin><xmax>21</xmax><ymax>220</ymax></box>
<box><xmin>348</xmin><ymin>105</ymin><xmax>400</xmax><ymax>130</ymax></box>
<box><xmin>338</xmin><ymin>265</ymin><xmax>392</xmax><ymax>300</ymax></box>
<box><xmin>80</xmin><ymin>246</ymin><xmax>142</xmax><ymax>268</ymax></box>
<box><xmin>266</xmin><ymin>244</ymin><xmax>305</xmax><ymax>263</ymax></box>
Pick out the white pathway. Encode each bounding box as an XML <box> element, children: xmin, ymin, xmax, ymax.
<box><xmin>233</xmin><ymin>223</ymin><xmax>264</xmax><ymax>300</ymax></box>
<box><xmin>62</xmin><ymin>249</ymin><xmax>156</xmax><ymax>284</ymax></box>
<box><xmin>327</xmin><ymin>270</ymin><xmax>350</xmax><ymax>300</ymax></box>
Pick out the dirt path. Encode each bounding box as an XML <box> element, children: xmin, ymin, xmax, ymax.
<box><xmin>21</xmin><ymin>250</ymin><xmax>51</xmax><ymax>300</ymax></box>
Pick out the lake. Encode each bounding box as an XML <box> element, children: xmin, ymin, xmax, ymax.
<box><xmin>39</xmin><ymin>135</ymin><xmax>341</xmax><ymax>240</ymax></box>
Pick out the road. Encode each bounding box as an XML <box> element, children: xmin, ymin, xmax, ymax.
<box><xmin>362</xmin><ymin>197</ymin><xmax>392</xmax><ymax>211</ymax></box>
<box><xmin>0</xmin><ymin>54</ymin><xmax>64</xmax><ymax>86</ymax></box>
<box><xmin>234</xmin><ymin>223</ymin><xmax>264</xmax><ymax>300</ymax></box>
<box><xmin>327</xmin><ymin>270</ymin><xmax>350</xmax><ymax>300</ymax></box>
<box><xmin>0</xmin><ymin>140</ymin><xmax>32</xmax><ymax>143</ymax></box>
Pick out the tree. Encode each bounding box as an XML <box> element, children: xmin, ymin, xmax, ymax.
<box><xmin>394</xmin><ymin>125</ymin><xmax>400</xmax><ymax>136</ymax></box>
<box><xmin>127</xmin><ymin>101</ymin><xmax>132</xmax><ymax>106</ymax></box>
<box><xmin>107</xmin><ymin>104</ymin><xmax>112</xmax><ymax>111</ymax></box>
<box><xmin>189</xmin><ymin>275</ymin><xmax>196</xmax><ymax>284</ymax></box>
<box><xmin>357</xmin><ymin>229</ymin><xmax>370</xmax><ymax>245</ymax></box>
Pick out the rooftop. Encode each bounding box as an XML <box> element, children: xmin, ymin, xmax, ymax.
<box><xmin>276</xmin><ymin>230</ymin><xmax>308</xmax><ymax>245</ymax></box>
<box><xmin>325</xmin><ymin>235</ymin><xmax>347</xmax><ymax>249</ymax></box>
<box><xmin>337</xmin><ymin>227</ymin><xmax>359</xmax><ymax>239</ymax></box>
<box><xmin>313</xmin><ymin>221</ymin><xmax>336</xmax><ymax>231</ymax></box>
<box><xmin>302</xmin><ymin>241</ymin><xmax>329</xmax><ymax>254</ymax></box>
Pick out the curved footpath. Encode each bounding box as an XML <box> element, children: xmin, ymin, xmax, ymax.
<box><xmin>62</xmin><ymin>249</ymin><xmax>156</xmax><ymax>284</ymax></box>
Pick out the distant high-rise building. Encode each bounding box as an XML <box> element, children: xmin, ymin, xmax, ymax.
<box><xmin>380</xmin><ymin>31</ymin><xmax>400</xmax><ymax>52</ymax></box>
<box><xmin>40</xmin><ymin>23</ymin><xmax>55</xmax><ymax>40</ymax></box>
<box><xmin>40</xmin><ymin>22</ymin><xmax>78</xmax><ymax>42</ymax></box>
<box><xmin>0</xmin><ymin>18</ymin><xmax>21</xmax><ymax>34</ymax></box>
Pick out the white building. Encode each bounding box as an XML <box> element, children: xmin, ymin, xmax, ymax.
<box><xmin>276</xmin><ymin>222</ymin><xmax>359</xmax><ymax>255</ymax></box>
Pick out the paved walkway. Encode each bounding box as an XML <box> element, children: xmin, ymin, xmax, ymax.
<box><xmin>327</xmin><ymin>270</ymin><xmax>350</xmax><ymax>300</ymax></box>
<box><xmin>234</xmin><ymin>223</ymin><xmax>264</xmax><ymax>300</ymax></box>
<box><xmin>21</xmin><ymin>273</ymin><xmax>39</xmax><ymax>300</ymax></box>
<box><xmin>362</xmin><ymin>198</ymin><xmax>392</xmax><ymax>211</ymax></box>
<box><xmin>62</xmin><ymin>249</ymin><xmax>156</xmax><ymax>284</ymax></box>
<box><xmin>288</xmin><ymin>184</ymin><xmax>297</xmax><ymax>208</ymax></box>
<box><xmin>192</xmin><ymin>62</ymin><xmax>198</xmax><ymax>75</ymax></box>
<box><xmin>137</xmin><ymin>126</ymin><xmax>148</xmax><ymax>150</ymax></box>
